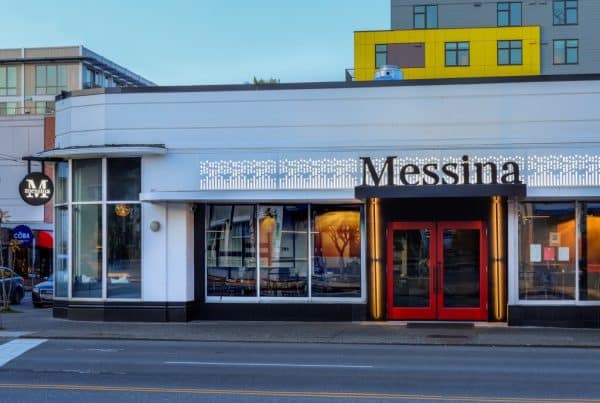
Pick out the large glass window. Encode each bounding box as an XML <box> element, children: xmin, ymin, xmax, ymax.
<box><xmin>0</xmin><ymin>67</ymin><xmax>17</xmax><ymax>96</ymax></box>
<box><xmin>312</xmin><ymin>206</ymin><xmax>362</xmax><ymax>298</ymax></box>
<box><xmin>72</xmin><ymin>204</ymin><xmax>102</xmax><ymax>298</ymax></box>
<box><xmin>35</xmin><ymin>65</ymin><xmax>68</xmax><ymax>95</ymax></box>
<box><xmin>107</xmin><ymin>204</ymin><xmax>141</xmax><ymax>298</ymax></box>
<box><xmin>206</xmin><ymin>205</ymin><xmax>257</xmax><ymax>297</ymax></box>
<box><xmin>206</xmin><ymin>204</ymin><xmax>364</xmax><ymax>300</ymax></box>
<box><xmin>580</xmin><ymin>203</ymin><xmax>600</xmax><ymax>301</ymax></box>
<box><xmin>54</xmin><ymin>162</ymin><xmax>69</xmax><ymax>298</ymax></box>
<box><xmin>498</xmin><ymin>40</ymin><xmax>522</xmax><ymax>65</ymax></box>
<box><xmin>497</xmin><ymin>2</ymin><xmax>522</xmax><ymax>27</ymax></box>
<box><xmin>413</xmin><ymin>5</ymin><xmax>437</xmax><ymax>29</ymax></box>
<box><xmin>553</xmin><ymin>0</ymin><xmax>577</xmax><ymax>25</ymax></box>
<box><xmin>54</xmin><ymin>206</ymin><xmax>69</xmax><ymax>298</ymax></box>
<box><xmin>259</xmin><ymin>206</ymin><xmax>308</xmax><ymax>298</ymax></box>
<box><xmin>518</xmin><ymin>203</ymin><xmax>576</xmax><ymax>300</ymax></box>
<box><xmin>445</xmin><ymin>42</ymin><xmax>469</xmax><ymax>67</ymax></box>
<box><xmin>68</xmin><ymin>158</ymin><xmax>142</xmax><ymax>299</ymax></box>
<box><xmin>554</xmin><ymin>39</ymin><xmax>578</xmax><ymax>65</ymax></box>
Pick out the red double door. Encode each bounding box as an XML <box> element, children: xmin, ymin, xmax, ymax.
<box><xmin>387</xmin><ymin>221</ymin><xmax>488</xmax><ymax>321</ymax></box>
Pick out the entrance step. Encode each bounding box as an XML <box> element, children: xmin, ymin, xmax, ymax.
<box><xmin>405</xmin><ymin>321</ymin><xmax>475</xmax><ymax>329</ymax></box>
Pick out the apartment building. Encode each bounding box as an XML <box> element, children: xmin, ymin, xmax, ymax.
<box><xmin>354</xmin><ymin>0</ymin><xmax>597</xmax><ymax>80</ymax></box>
<box><xmin>0</xmin><ymin>46</ymin><xmax>154</xmax><ymax>115</ymax></box>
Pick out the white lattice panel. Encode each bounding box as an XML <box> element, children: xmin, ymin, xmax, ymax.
<box><xmin>199</xmin><ymin>154</ymin><xmax>600</xmax><ymax>190</ymax></box>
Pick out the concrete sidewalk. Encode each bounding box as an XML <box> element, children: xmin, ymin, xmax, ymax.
<box><xmin>2</xmin><ymin>304</ymin><xmax>600</xmax><ymax>348</ymax></box>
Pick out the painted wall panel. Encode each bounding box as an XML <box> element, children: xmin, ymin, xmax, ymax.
<box><xmin>354</xmin><ymin>27</ymin><xmax>541</xmax><ymax>80</ymax></box>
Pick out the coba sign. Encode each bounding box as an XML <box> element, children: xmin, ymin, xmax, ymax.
<box><xmin>360</xmin><ymin>155</ymin><xmax>522</xmax><ymax>186</ymax></box>
<box><xmin>19</xmin><ymin>172</ymin><xmax>54</xmax><ymax>205</ymax></box>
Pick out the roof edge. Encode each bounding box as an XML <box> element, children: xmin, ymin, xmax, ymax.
<box><xmin>55</xmin><ymin>74</ymin><xmax>600</xmax><ymax>100</ymax></box>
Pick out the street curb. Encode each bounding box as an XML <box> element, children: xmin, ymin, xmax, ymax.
<box><xmin>15</xmin><ymin>334</ymin><xmax>600</xmax><ymax>349</ymax></box>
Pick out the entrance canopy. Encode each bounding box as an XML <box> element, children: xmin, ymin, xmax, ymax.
<box><xmin>354</xmin><ymin>184</ymin><xmax>526</xmax><ymax>199</ymax></box>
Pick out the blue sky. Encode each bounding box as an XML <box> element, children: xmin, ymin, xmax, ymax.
<box><xmin>4</xmin><ymin>0</ymin><xmax>388</xmax><ymax>85</ymax></box>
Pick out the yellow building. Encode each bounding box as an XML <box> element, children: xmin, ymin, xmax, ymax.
<box><xmin>353</xmin><ymin>27</ymin><xmax>540</xmax><ymax>81</ymax></box>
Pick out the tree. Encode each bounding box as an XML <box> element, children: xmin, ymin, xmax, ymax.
<box><xmin>252</xmin><ymin>76</ymin><xmax>280</xmax><ymax>85</ymax></box>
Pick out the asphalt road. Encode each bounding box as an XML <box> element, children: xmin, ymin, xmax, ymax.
<box><xmin>0</xmin><ymin>337</ymin><xmax>599</xmax><ymax>402</ymax></box>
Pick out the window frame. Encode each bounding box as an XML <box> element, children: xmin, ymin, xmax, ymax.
<box><xmin>413</xmin><ymin>4</ymin><xmax>438</xmax><ymax>29</ymax></box>
<box><xmin>0</xmin><ymin>66</ymin><xmax>17</xmax><ymax>96</ymax></box>
<box><xmin>553</xmin><ymin>39</ymin><xmax>579</xmax><ymax>65</ymax></box>
<box><xmin>204</xmin><ymin>203</ymin><xmax>366</xmax><ymax>304</ymax></box>
<box><xmin>35</xmin><ymin>65</ymin><xmax>68</xmax><ymax>96</ymax></box>
<box><xmin>497</xmin><ymin>2</ymin><xmax>522</xmax><ymax>27</ymax></box>
<box><xmin>0</xmin><ymin>102</ymin><xmax>18</xmax><ymax>116</ymax></box>
<box><xmin>444</xmin><ymin>42</ymin><xmax>470</xmax><ymax>67</ymax></box>
<box><xmin>511</xmin><ymin>200</ymin><xmax>600</xmax><ymax>306</ymax></box>
<box><xmin>375</xmin><ymin>44</ymin><xmax>388</xmax><ymax>69</ymax></box>
<box><xmin>553</xmin><ymin>0</ymin><xmax>578</xmax><ymax>26</ymax></box>
<box><xmin>497</xmin><ymin>40</ymin><xmax>523</xmax><ymax>65</ymax></box>
<box><xmin>59</xmin><ymin>158</ymin><xmax>143</xmax><ymax>302</ymax></box>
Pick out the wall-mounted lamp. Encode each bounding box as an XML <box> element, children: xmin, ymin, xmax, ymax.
<box><xmin>149</xmin><ymin>221</ymin><xmax>161</xmax><ymax>232</ymax></box>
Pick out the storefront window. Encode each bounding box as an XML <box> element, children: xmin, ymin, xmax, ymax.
<box><xmin>518</xmin><ymin>203</ymin><xmax>576</xmax><ymax>300</ymax></box>
<box><xmin>580</xmin><ymin>203</ymin><xmax>600</xmax><ymax>301</ymax></box>
<box><xmin>311</xmin><ymin>206</ymin><xmax>362</xmax><ymax>298</ymax></box>
<box><xmin>55</xmin><ymin>161</ymin><xmax>68</xmax><ymax>204</ymax></box>
<box><xmin>54</xmin><ymin>206</ymin><xmax>68</xmax><ymax>297</ymax></box>
<box><xmin>259</xmin><ymin>205</ymin><xmax>308</xmax><ymax>297</ymax></box>
<box><xmin>73</xmin><ymin>159</ymin><xmax>101</xmax><ymax>202</ymax></box>
<box><xmin>69</xmin><ymin>158</ymin><xmax>142</xmax><ymax>299</ymax></box>
<box><xmin>72</xmin><ymin>204</ymin><xmax>102</xmax><ymax>298</ymax></box>
<box><xmin>206</xmin><ymin>204</ymin><xmax>364</xmax><ymax>301</ymax></box>
<box><xmin>206</xmin><ymin>205</ymin><xmax>257</xmax><ymax>297</ymax></box>
<box><xmin>107</xmin><ymin>204</ymin><xmax>141</xmax><ymax>298</ymax></box>
<box><xmin>107</xmin><ymin>159</ymin><xmax>141</xmax><ymax>201</ymax></box>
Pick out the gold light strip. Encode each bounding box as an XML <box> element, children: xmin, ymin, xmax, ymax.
<box><xmin>368</xmin><ymin>198</ymin><xmax>383</xmax><ymax>320</ymax></box>
<box><xmin>490</xmin><ymin>196</ymin><xmax>506</xmax><ymax>321</ymax></box>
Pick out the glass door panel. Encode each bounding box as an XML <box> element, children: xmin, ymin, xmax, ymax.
<box><xmin>437</xmin><ymin>221</ymin><xmax>487</xmax><ymax>321</ymax></box>
<box><xmin>387</xmin><ymin>222</ymin><xmax>435</xmax><ymax>320</ymax></box>
<box><xmin>441</xmin><ymin>229</ymin><xmax>480</xmax><ymax>307</ymax></box>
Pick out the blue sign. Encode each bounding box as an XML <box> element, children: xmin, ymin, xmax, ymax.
<box><xmin>11</xmin><ymin>225</ymin><xmax>33</xmax><ymax>248</ymax></box>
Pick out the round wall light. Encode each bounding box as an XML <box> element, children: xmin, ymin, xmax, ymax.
<box><xmin>149</xmin><ymin>221</ymin><xmax>161</xmax><ymax>232</ymax></box>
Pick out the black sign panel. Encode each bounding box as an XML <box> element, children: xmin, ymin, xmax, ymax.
<box><xmin>19</xmin><ymin>172</ymin><xmax>54</xmax><ymax>205</ymax></box>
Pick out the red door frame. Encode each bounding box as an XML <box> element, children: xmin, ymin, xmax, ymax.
<box><xmin>386</xmin><ymin>221</ymin><xmax>436</xmax><ymax>320</ymax></box>
<box><xmin>436</xmin><ymin>221</ymin><xmax>488</xmax><ymax>321</ymax></box>
<box><xmin>386</xmin><ymin>220</ymin><xmax>488</xmax><ymax>321</ymax></box>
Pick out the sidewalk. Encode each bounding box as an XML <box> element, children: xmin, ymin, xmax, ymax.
<box><xmin>2</xmin><ymin>304</ymin><xmax>600</xmax><ymax>348</ymax></box>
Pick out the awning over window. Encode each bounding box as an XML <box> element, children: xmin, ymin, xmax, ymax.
<box><xmin>36</xmin><ymin>230</ymin><xmax>53</xmax><ymax>249</ymax></box>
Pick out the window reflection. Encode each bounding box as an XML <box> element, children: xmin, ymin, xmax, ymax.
<box><xmin>580</xmin><ymin>203</ymin><xmax>600</xmax><ymax>301</ymax></box>
<box><xmin>311</xmin><ymin>206</ymin><xmax>362</xmax><ymax>298</ymax></box>
<box><xmin>518</xmin><ymin>203</ymin><xmax>575</xmax><ymax>300</ymax></box>
<box><xmin>259</xmin><ymin>206</ymin><xmax>308</xmax><ymax>297</ymax></box>
<box><xmin>207</xmin><ymin>205</ymin><xmax>257</xmax><ymax>297</ymax></box>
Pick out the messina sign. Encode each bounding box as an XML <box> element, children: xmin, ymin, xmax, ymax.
<box><xmin>355</xmin><ymin>155</ymin><xmax>526</xmax><ymax>199</ymax></box>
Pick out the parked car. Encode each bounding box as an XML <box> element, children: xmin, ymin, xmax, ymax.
<box><xmin>32</xmin><ymin>277</ymin><xmax>53</xmax><ymax>308</ymax></box>
<box><xmin>0</xmin><ymin>267</ymin><xmax>24</xmax><ymax>305</ymax></box>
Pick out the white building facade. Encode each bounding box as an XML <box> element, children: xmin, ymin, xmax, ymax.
<box><xmin>43</xmin><ymin>76</ymin><xmax>600</xmax><ymax>326</ymax></box>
